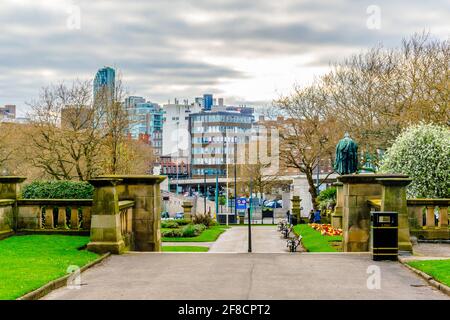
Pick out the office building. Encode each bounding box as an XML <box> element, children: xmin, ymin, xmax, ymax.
<box><xmin>189</xmin><ymin>106</ymin><xmax>254</xmax><ymax>177</ymax></box>
<box><xmin>162</xmin><ymin>100</ymin><xmax>201</xmax><ymax>158</ymax></box>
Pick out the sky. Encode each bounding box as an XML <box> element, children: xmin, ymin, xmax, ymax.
<box><xmin>1</xmin><ymin>0</ymin><xmax>449</xmax><ymax>116</ymax></box>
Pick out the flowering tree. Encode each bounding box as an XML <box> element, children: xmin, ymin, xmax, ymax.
<box><xmin>380</xmin><ymin>123</ymin><xmax>450</xmax><ymax>198</ymax></box>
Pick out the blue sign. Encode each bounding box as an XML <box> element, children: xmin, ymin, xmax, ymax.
<box><xmin>236</xmin><ymin>197</ymin><xmax>247</xmax><ymax>210</ymax></box>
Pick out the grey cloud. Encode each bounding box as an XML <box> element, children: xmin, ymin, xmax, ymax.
<box><xmin>0</xmin><ymin>0</ymin><xmax>448</xmax><ymax>114</ymax></box>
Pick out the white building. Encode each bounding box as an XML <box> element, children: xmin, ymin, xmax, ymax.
<box><xmin>162</xmin><ymin>101</ymin><xmax>201</xmax><ymax>158</ymax></box>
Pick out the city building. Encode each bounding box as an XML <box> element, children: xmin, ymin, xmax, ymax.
<box><xmin>189</xmin><ymin>106</ymin><xmax>255</xmax><ymax>177</ymax></box>
<box><xmin>93</xmin><ymin>66</ymin><xmax>115</xmax><ymax>102</ymax></box>
<box><xmin>162</xmin><ymin>100</ymin><xmax>201</xmax><ymax>158</ymax></box>
<box><xmin>203</xmin><ymin>94</ymin><xmax>213</xmax><ymax>110</ymax></box>
<box><xmin>160</xmin><ymin>155</ymin><xmax>190</xmax><ymax>178</ymax></box>
<box><xmin>125</xmin><ymin>97</ymin><xmax>164</xmax><ymax>157</ymax></box>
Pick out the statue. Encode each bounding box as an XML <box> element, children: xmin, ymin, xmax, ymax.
<box><xmin>334</xmin><ymin>133</ymin><xmax>358</xmax><ymax>175</ymax></box>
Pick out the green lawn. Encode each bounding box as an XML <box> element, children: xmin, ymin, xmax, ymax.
<box><xmin>407</xmin><ymin>259</ymin><xmax>450</xmax><ymax>287</ymax></box>
<box><xmin>0</xmin><ymin>235</ymin><xmax>99</xmax><ymax>300</ymax></box>
<box><xmin>293</xmin><ymin>224</ymin><xmax>342</xmax><ymax>252</ymax></box>
<box><xmin>162</xmin><ymin>246</ymin><xmax>209</xmax><ymax>252</ymax></box>
<box><xmin>162</xmin><ymin>225</ymin><xmax>228</xmax><ymax>242</ymax></box>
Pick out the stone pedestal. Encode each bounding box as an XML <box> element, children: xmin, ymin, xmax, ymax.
<box><xmin>338</xmin><ymin>174</ymin><xmax>410</xmax><ymax>252</ymax></box>
<box><xmin>182</xmin><ymin>201</ymin><xmax>193</xmax><ymax>222</ymax></box>
<box><xmin>291</xmin><ymin>196</ymin><xmax>301</xmax><ymax>225</ymax></box>
<box><xmin>331</xmin><ymin>182</ymin><xmax>343</xmax><ymax>229</ymax></box>
<box><xmin>377</xmin><ymin>177</ymin><xmax>413</xmax><ymax>252</ymax></box>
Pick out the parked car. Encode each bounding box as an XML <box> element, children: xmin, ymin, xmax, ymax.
<box><xmin>175</xmin><ymin>212</ymin><xmax>184</xmax><ymax>219</ymax></box>
<box><xmin>263</xmin><ymin>200</ymin><xmax>282</xmax><ymax>209</ymax></box>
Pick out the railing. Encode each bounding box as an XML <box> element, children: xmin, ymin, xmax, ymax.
<box><xmin>118</xmin><ymin>200</ymin><xmax>134</xmax><ymax>247</ymax></box>
<box><xmin>368</xmin><ymin>198</ymin><xmax>449</xmax><ymax>240</ymax></box>
<box><xmin>407</xmin><ymin>199</ymin><xmax>449</xmax><ymax>229</ymax></box>
<box><xmin>17</xmin><ymin>199</ymin><xmax>93</xmax><ymax>230</ymax></box>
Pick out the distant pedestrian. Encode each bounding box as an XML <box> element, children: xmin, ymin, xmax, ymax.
<box><xmin>314</xmin><ymin>210</ymin><xmax>321</xmax><ymax>223</ymax></box>
<box><xmin>309</xmin><ymin>210</ymin><xmax>314</xmax><ymax>223</ymax></box>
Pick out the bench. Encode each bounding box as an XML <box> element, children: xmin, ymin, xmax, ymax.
<box><xmin>262</xmin><ymin>208</ymin><xmax>275</xmax><ymax>224</ymax></box>
<box><xmin>281</xmin><ymin>225</ymin><xmax>293</xmax><ymax>239</ymax></box>
<box><xmin>287</xmin><ymin>235</ymin><xmax>302</xmax><ymax>252</ymax></box>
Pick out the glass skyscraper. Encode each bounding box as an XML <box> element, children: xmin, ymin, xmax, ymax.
<box><xmin>93</xmin><ymin>67</ymin><xmax>115</xmax><ymax>101</ymax></box>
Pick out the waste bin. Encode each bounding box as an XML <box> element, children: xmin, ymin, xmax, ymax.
<box><xmin>371</xmin><ymin>211</ymin><xmax>398</xmax><ymax>261</ymax></box>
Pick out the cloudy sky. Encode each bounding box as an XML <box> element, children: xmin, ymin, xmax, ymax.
<box><xmin>1</xmin><ymin>0</ymin><xmax>449</xmax><ymax>116</ymax></box>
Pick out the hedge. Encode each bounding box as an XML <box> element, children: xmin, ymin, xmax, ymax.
<box><xmin>21</xmin><ymin>181</ymin><xmax>94</xmax><ymax>199</ymax></box>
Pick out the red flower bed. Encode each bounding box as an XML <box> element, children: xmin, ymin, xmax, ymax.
<box><xmin>309</xmin><ymin>223</ymin><xmax>343</xmax><ymax>236</ymax></box>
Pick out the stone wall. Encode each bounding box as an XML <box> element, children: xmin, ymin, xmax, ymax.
<box><xmin>0</xmin><ymin>200</ymin><xmax>14</xmax><ymax>237</ymax></box>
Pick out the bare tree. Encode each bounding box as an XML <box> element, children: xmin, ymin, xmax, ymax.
<box><xmin>276</xmin><ymin>84</ymin><xmax>340</xmax><ymax>210</ymax></box>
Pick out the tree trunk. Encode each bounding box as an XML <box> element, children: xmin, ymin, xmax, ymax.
<box><xmin>305</xmin><ymin>170</ymin><xmax>318</xmax><ymax>211</ymax></box>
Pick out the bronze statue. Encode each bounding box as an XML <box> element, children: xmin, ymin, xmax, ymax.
<box><xmin>334</xmin><ymin>133</ymin><xmax>358</xmax><ymax>175</ymax></box>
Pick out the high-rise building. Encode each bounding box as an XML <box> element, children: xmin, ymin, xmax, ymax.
<box><xmin>93</xmin><ymin>67</ymin><xmax>115</xmax><ymax>101</ymax></box>
<box><xmin>203</xmin><ymin>94</ymin><xmax>213</xmax><ymax>110</ymax></box>
<box><xmin>189</xmin><ymin>106</ymin><xmax>254</xmax><ymax>177</ymax></box>
<box><xmin>126</xmin><ymin>97</ymin><xmax>164</xmax><ymax>157</ymax></box>
<box><xmin>162</xmin><ymin>101</ymin><xmax>201</xmax><ymax>158</ymax></box>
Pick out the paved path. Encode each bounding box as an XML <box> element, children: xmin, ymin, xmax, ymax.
<box><xmin>208</xmin><ymin>226</ymin><xmax>291</xmax><ymax>253</ymax></box>
<box><xmin>43</xmin><ymin>253</ymin><xmax>448</xmax><ymax>300</ymax></box>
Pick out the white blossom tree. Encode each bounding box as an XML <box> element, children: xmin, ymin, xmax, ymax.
<box><xmin>380</xmin><ymin>123</ymin><xmax>450</xmax><ymax>198</ymax></box>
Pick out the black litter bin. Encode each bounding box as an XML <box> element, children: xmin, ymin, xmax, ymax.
<box><xmin>371</xmin><ymin>211</ymin><xmax>398</xmax><ymax>261</ymax></box>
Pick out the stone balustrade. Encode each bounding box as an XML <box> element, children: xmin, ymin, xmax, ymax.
<box><xmin>16</xmin><ymin>199</ymin><xmax>93</xmax><ymax>230</ymax></box>
<box><xmin>368</xmin><ymin>198</ymin><xmax>449</xmax><ymax>240</ymax></box>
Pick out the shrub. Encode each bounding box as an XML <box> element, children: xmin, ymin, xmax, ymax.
<box><xmin>22</xmin><ymin>181</ymin><xmax>94</xmax><ymax>199</ymax></box>
<box><xmin>175</xmin><ymin>219</ymin><xmax>190</xmax><ymax>226</ymax></box>
<box><xmin>192</xmin><ymin>214</ymin><xmax>213</xmax><ymax>227</ymax></box>
<box><xmin>317</xmin><ymin>187</ymin><xmax>337</xmax><ymax>211</ymax></box>
<box><xmin>380</xmin><ymin>123</ymin><xmax>450</xmax><ymax>198</ymax></box>
<box><xmin>161</xmin><ymin>220</ymin><xmax>179</xmax><ymax>229</ymax></box>
<box><xmin>162</xmin><ymin>224</ymin><xmax>206</xmax><ymax>238</ymax></box>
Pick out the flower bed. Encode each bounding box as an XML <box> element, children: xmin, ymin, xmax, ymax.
<box><xmin>309</xmin><ymin>223</ymin><xmax>343</xmax><ymax>236</ymax></box>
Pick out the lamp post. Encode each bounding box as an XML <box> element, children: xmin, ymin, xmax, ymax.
<box><xmin>234</xmin><ymin>135</ymin><xmax>237</xmax><ymax>220</ymax></box>
<box><xmin>248</xmin><ymin>175</ymin><xmax>252</xmax><ymax>253</ymax></box>
<box><xmin>203</xmin><ymin>168</ymin><xmax>207</xmax><ymax>215</ymax></box>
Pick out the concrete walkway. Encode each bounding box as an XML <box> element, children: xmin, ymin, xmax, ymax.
<box><xmin>43</xmin><ymin>253</ymin><xmax>448</xmax><ymax>300</ymax></box>
<box><xmin>208</xmin><ymin>226</ymin><xmax>291</xmax><ymax>253</ymax></box>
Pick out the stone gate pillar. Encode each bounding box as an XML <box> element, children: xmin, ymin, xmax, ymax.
<box><xmin>88</xmin><ymin>175</ymin><xmax>166</xmax><ymax>254</ymax></box>
<box><xmin>377</xmin><ymin>177</ymin><xmax>413</xmax><ymax>252</ymax></box>
<box><xmin>0</xmin><ymin>176</ymin><xmax>26</xmax><ymax>200</ymax></box>
<box><xmin>0</xmin><ymin>176</ymin><xmax>26</xmax><ymax>233</ymax></box>
<box><xmin>87</xmin><ymin>177</ymin><xmax>124</xmax><ymax>254</ymax></box>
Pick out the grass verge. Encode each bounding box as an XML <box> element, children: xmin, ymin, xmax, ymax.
<box><xmin>162</xmin><ymin>246</ymin><xmax>209</xmax><ymax>252</ymax></box>
<box><xmin>293</xmin><ymin>224</ymin><xmax>342</xmax><ymax>252</ymax></box>
<box><xmin>162</xmin><ymin>225</ymin><xmax>228</xmax><ymax>242</ymax></box>
<box><xmin>0</xmin><ymin>235</ymin><xmax>98</xmax><ymax>300</ymax></box>
<box><xmin>406</xmin><ymin>259</ymin><xmax>450</xmax><ymax>287</ymax></box>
